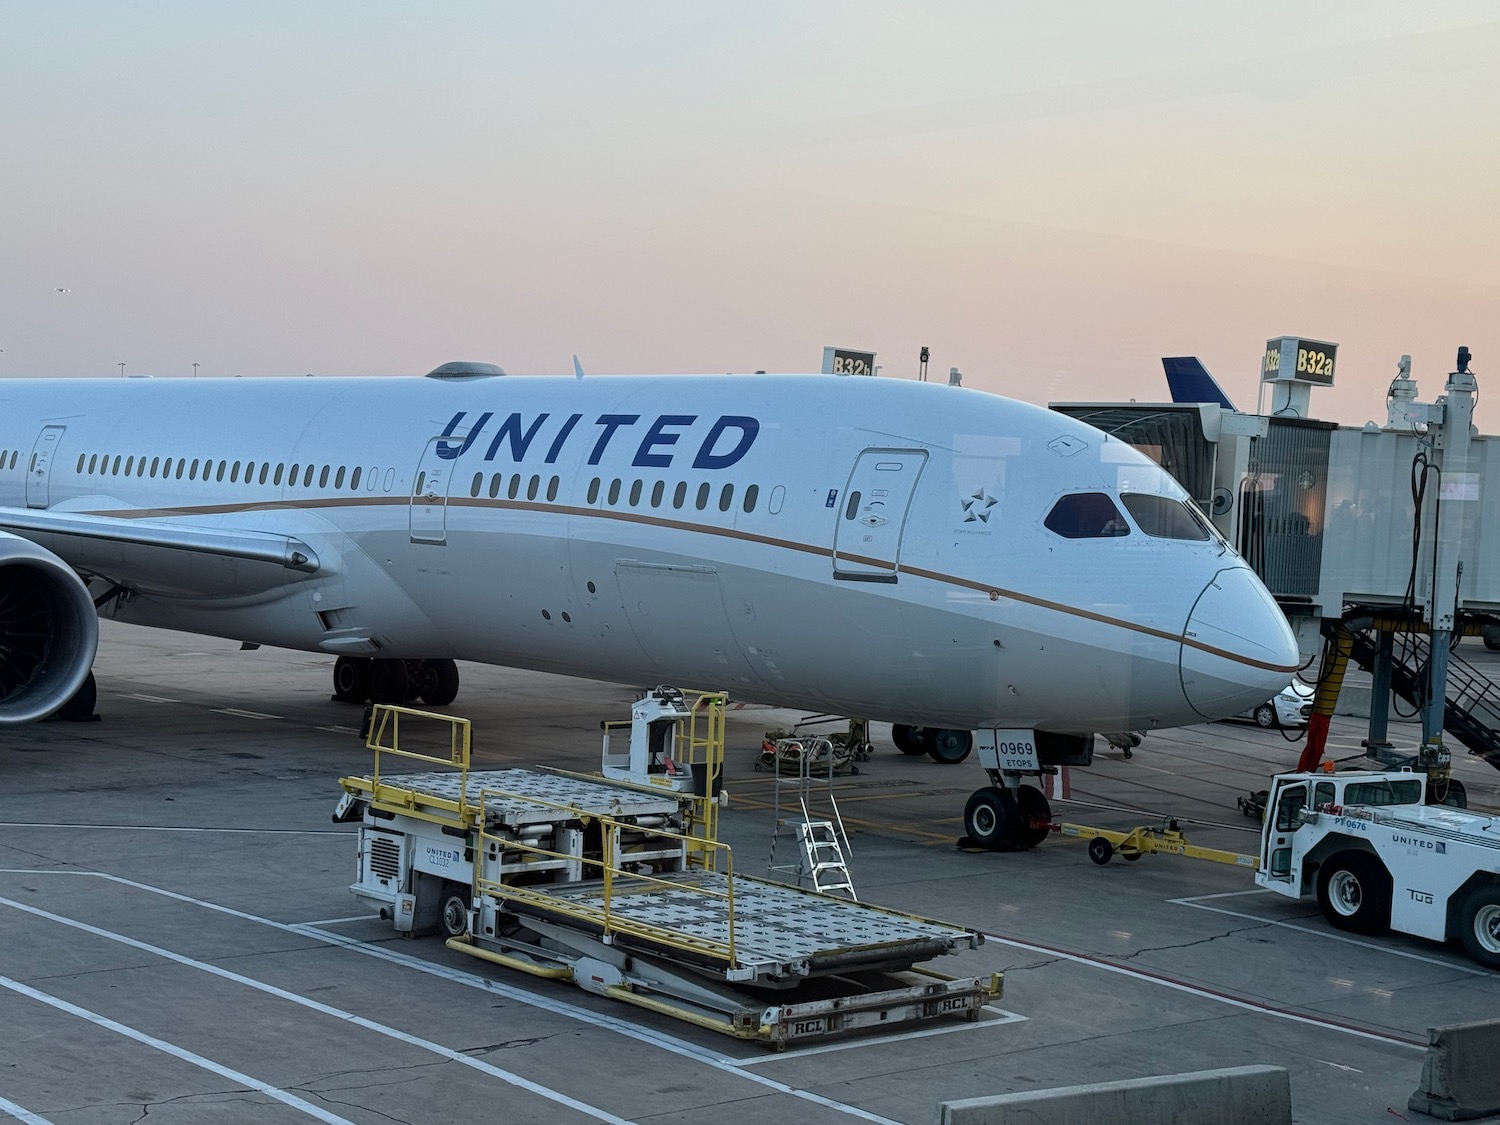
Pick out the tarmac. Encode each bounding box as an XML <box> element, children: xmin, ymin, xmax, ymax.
<box><xmin>2</xmin><ymin>620</ymin><xmax>1498</xmax><ymax>1125</ymax></box>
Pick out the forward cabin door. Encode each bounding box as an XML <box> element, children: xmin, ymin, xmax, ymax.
<box><xmin>833</xmin><ymin>448</ymin><xmax>927</xmax><ymax>582</ymax></box>
<box><xmin>26</xmin><ymin>425</ymin><xmax>66</xmax><ymax>509</ymax></box>
<box><xmin>410</xmin><ymin>437</ymin><xmax>453</xmax><ymax>545</ymax></box>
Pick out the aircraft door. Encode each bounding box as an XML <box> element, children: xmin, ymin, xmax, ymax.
<box><xmin>26</xmin><ymin>425</ymin><xmax>66</xmax><ymax>509</ymax></box>
<box><xmin>833</xmin><ymin>448</ymin><xmax>927</xmax><ymax>582</ymax></box>
<box><xmin>410</xmin><ymin>437</ymin><xmax>453</xmax><ymax>545</ymax></box>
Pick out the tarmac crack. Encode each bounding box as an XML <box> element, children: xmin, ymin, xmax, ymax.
<box><xmin>1113</xmin><ymin>920</ymin><xmax>1273</xmax><ymax>962</ymax></box>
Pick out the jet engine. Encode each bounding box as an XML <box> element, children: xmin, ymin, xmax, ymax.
<box><xmin>0</xmin><ymin>532</ymin><xmax>99</xmax><ymax>724</ymax></box>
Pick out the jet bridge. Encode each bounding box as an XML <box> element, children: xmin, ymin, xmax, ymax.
<box><xmin>1053</xmin><ymin>344</ymin><xmax>1500</xmax><ymax>789</ymax></box>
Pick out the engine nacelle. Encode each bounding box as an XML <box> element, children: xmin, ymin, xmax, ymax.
<box><xmin>0</xmin><ymin>532</ymin><xmax>99</xmax><ymax>724</ymax></box>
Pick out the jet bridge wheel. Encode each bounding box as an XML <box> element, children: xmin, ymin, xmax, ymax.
<box><xmin>1316</xmin><ymin>851</ymin><xmax>1392</xmax><ymax>935</ymax></box>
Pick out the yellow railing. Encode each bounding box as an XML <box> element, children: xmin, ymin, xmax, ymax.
<box><xmin>363</xmin><ymin>704</ymin><xmax>474</xmax><ymax>816</ymax></box>
<box><xmin>476</xmin><ymin>784</ymin><xmax>738</xmax><ymax>967</ymax></box>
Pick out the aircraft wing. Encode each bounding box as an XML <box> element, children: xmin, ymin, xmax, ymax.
<box><xmin>0</xmin><ymin>506</ymin><xmax>323</xmax><ymax>599</ymax></box>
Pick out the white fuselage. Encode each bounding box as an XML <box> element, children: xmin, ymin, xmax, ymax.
<box><xmin>0</xmin><ymin>372</ymin><xmax>1298</xmax><ymax>731</ymax></box>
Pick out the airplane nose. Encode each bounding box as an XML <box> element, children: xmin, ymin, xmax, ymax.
<box><xmin>1179</xmin><ymin>566</ymin><xmax>1299</xmax><ymax>721</ymax></box>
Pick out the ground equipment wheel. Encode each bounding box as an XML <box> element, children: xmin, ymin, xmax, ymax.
<box><xmin>369</xmin><ymin>658</ymin><xmax>410</xmax><ymax>704</ymax></box>
<box><xmin>1316</xmin><ymin>852</ymin><xmax>1392</xmax><ymax>935</ymax></box>
<box><xmin>1252</xmin><ymin>703</ymin><xmax>1277</xmax><ymax>728</ymax></box>
<box><xmin>1457</xmin><ymin>886</ymin><xmax>1500</xmax><ymax>969</ymax></box>
<box><xmin>927</xmin><ymin>728</ymin><xmax>973</xmax><ymax>765</ymax></box>
<box><xmin>891</xmin><ymin>724</ymin><xmax>929</xmax><ymax>756</ymax></box>
<box><xmin>1013</xmin><ymin>785</ymin><xmax>1052</xmax><ymax>850</ymax></box>
<box><xmin>412</xmin><ymin>658</ymin><xmax>460</xmax><ymax>706</ymax></box>
<box><xmin>439</xmin><ymin>883</ymin><xmax>472</xmax><ymax>938</ymax></box>
<box><xmin>963</xmin><ymin>787</ymin><xmax>1019</xmax><ymax>851</ymax></box>
<box><xmin>1087</xmin><ymin>837</ymin><xmax>1114</xmax><ymax>865</ymax></box>
<box><xmin>332</xmin><ymin>656</ymin><xmax>372</xmax><ymax>703</ymax></box>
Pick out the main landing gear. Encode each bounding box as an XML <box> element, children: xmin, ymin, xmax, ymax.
<box><xmin>332</xmin><ymin>657</ymin><xmax>460</xmax><ymax>707</ymax></box>
<box><xmin>891</xmin><ymin>724</ymin><xmax>974</xmax><ymax>764</ymax></box>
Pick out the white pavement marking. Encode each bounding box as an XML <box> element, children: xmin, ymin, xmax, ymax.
<box><xmin>0</xmin><ymin>871</ymin><xmax>922</xmax><ymax>1124</ymax></box>
<box><xmin>1170</xmin><ymin>891</ymin><xmax>1495</xmax><ymax>977</ymax></box>
<box><xmin>120</xmin><ymin>693</ymin><xmax>182</xmax><ymax>704</ymax></box>
<box><xmin>0</xmin><ymin>894</ymin><xmax>639</xmax><ymax>1125</ymax></box>
<box><xmin>0</xmin><ymin>975</ymin><xmax>357</xmax><ymax>1124</ymax></box>
<box><xmin>984</xmin><ymin>931</ymin><xmax>1428</xmax><ymax>1050</ymax></box>
<box><xmin>0</xmin><ymin>1095</ymin><xmax>56</xmax><ymax>1125</ymax></box>
<box><xmin>210</xmin><ymin>708</ymin><xmax>281</xmax><ymax>720</ymax></box>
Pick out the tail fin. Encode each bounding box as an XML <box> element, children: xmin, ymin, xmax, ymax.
<box><xmin>1162</xmin><ymin>357</ymin><xmax>1236</xmax><ymax>410</ymax></box>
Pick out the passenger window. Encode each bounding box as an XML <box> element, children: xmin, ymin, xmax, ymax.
<box><xmin>470</xmin><ymin>472</ymin><xmax>482</xmax><ymax>497</ymax></box>
<box><xmin>413</xmin><ymin>471</ymin><xmax>425</xmax><ymax>496</ymax></box>
<box><xmin>216</xmin><ymin>461</ymin><xmax>227</xmax><ymax>483</ymax></box>
<box><xmin>125</xmin><ymin>456</ymin><xmax>135</xmax><ymax>476</ymax></box>
<box><xmin>651</xmin><ymin>480</ymin><xmax>665</xmax><ymax>507</ymax></box>
<box><xmin>673</xmin><ymin>481</ymin><xmax>687</xmax><ymax>509</ymax></box>
<box><xmin>508</xmin><ymin>475</ymin><xmax>521</xmax><ymax>500</ymax></box>
<box><xmin>150</xmin><ymin>457</ymin><xmax>160</xmax><ymax>477</ymax></box>
<box><xmin>89</xmin><ymin>454</ymin><xmax>99</xmax><ymax>474</ymax></box>
<box><xmin>1044</xmin><ymin>493</ymin><xmax>1130</xmax><ymax>539</ymax></box>
<box><xmin>112</xmin><ymin>455</ymin><xmax>122</xmax><ymax>475</ymax></box>
<box><xmin>587</xmin><ymin>477</ymin><xmax>600</xmax><ymax>504</ymax></box>
<box><xmin>319</xmin><ymin>465</ymin><xmax>330</xmax><ymax>488</ymax></box>
<box><xmin>696</xmin><ymin>482</ymin><xmax>710</xmax><ymax>510</ymax></box>
<box><xmin>489</xmin><ymin>473</ymin><xmax>502</xmax><ymax>499</ymax></box>
<box><xmin>348</xmin><ymin>466</ymin><xmax>360</xmax><ymax>490</ymax></box>
<box><xmin>260</xmin><ymin>464</ymin><xmax>271</xmax><ymax>485</ymax></box>
<box><xmin>137</xmin><ymin>457</ymin><xmax>147</xmax><ymax>477</ymax></box>
<box><xmin>719</xmin><ymin>483</ymin><xmax>733</xmax><ymax>512</ymax></box>
<box><xmin>607</xmin><ymin>479</ymin><xmax>621</xmax><ymax>505</ymax></box>
<box><xmin>303</xmin><ymin>465</ymin><xmax>315</xmax><ymax>488</ymax></box>
<box><xmin>76</xmin><ymin>454</ymin><xmax>85</xmax><ymax>472</ymax></box>
<box><xmin>245</xmin><ymin>461</ymin><xmax>255</xmax><ymax>483</ymax></box>
<box><xmin>1119</xmin><ymin>494</ymin><xmax>1211</xmax><ymax>541</ymax></box>
<box><xmin>527</xmin><ymin>474</ymin><xmax>540</xmax><ymax>501</ymax></box>
<box><xmin>188</xmin><ymin>459</ymin><xmax>199</xmax><ymax>480</ymax></box>
<box><xmin>628</xmin><ymin>479</ymin><xmax>642</xmax><ymax>506</ymax></box>
<box><xmin>334</xmin><ymin>466</ymin><xmax>345</xmax><ymax>489</ymax></box>
<box><xmin>743</xmin><ymin>484</ymin><xmax>758</xmax><ymax>513</ymax></box>
<box><xmin>844</xmin><ymin>491</ymin><xmax>861</xmax><ymax>520</ymax></box>
<box><xmin>273</xmin><ymin>464</ymin><xmax>284</xmax><ymax>486</ymax></box>
<box><xmin>546</xmin><ymin>476</ymin><xmax>559</xmax><ymax>502</ymax></box>
<box><xmin>230</xmin><ymin>462</ymin><xmax>241</xmax><ymax>484</ymax></box>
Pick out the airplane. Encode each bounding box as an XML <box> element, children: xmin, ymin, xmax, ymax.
<box><xmin>0</xmin><ymin>363</ymin><xmax>1297</xmax><ymax>840</ymax></box>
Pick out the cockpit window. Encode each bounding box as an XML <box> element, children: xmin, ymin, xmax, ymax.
<box><xmin>1119</xmin><ymin>494</ymin><xmax>1211</xmax><ymax>540</ymax></box>
<box><xmin>1044</xmin><ymin>492</ymin><xmax>1131</xmax><ymax>539</ymax></box>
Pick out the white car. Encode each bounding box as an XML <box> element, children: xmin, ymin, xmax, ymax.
<box><xmin>1240</xmin><ymin>681</ymin><xmax>1315</xmax><ymax>728</ymax></box>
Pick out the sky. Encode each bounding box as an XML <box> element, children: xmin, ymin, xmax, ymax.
<box><xmin>3</xmin><ymin>2</ymin><xmax>1498</xmax><ymax>432</ymax></box>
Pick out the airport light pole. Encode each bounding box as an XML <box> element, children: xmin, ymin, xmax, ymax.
<box><xmin>118</xmin><ymin>362</ymin><xmax>125</xmax><ymax>378</ymax></box>
<box><xmin>193</xmin><ymin>362</ymin><xmax>199</xmax><ymax>378</ymax></box>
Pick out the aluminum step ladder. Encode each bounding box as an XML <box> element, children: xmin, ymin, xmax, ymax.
<box><xmin>798</xmin><ymin>819</ymin><xmax>856</xmax><ymax>900</ymax></box>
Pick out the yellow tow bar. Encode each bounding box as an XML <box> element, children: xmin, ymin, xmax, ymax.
<box><xmin>1054</xmin><ymin>821</ymin><xmax>1257</xmax><ymax>868</ymax></box>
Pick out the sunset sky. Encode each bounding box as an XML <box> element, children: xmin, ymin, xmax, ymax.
<box><xmin>4</xmin><ymin>2</ymin><xmax>1497</xmax><ymax>432</ymax></box>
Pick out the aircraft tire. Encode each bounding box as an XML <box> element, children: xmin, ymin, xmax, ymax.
<box><xmin>1013</xmin><ymin>785</ymin><xmax>1052</xmax><ymax>849</ymax></box>
<box><xmin>54</xmin><ymin>670</ymin><xmax>98</xmax><ymax>722</ymax></box>
<box><xmin>332</xmin><ymin>657</ymin><xmax>372</xmax><ymax>703</ymax></box>
<box><xmin>1317</xmin><ymin>851</ymin><xmax>1391</xmax><ymax>935</ymax></box>
<box><xmin>416</xmin><ymin>659</ymin><xmax>460</xmax><ymax>707</ymax></box>
<box><xmin>927</xmin><ymin>728</ymin><xmax>972</xmax><ymax>764</ymax></box>
<box><xmin>963</xmin><ymin>787</ymin><xmax>1019</xmax><ymax>851</ymax></box>
<box><xmin>891</xmin><ymin>724</ymin><xmax>929</xmax><ymax>756</ymax></box>
<box><xmin>369</xmin><ymin>659</ymin><xmax>410</xmax><ymax>705</ymax></box>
